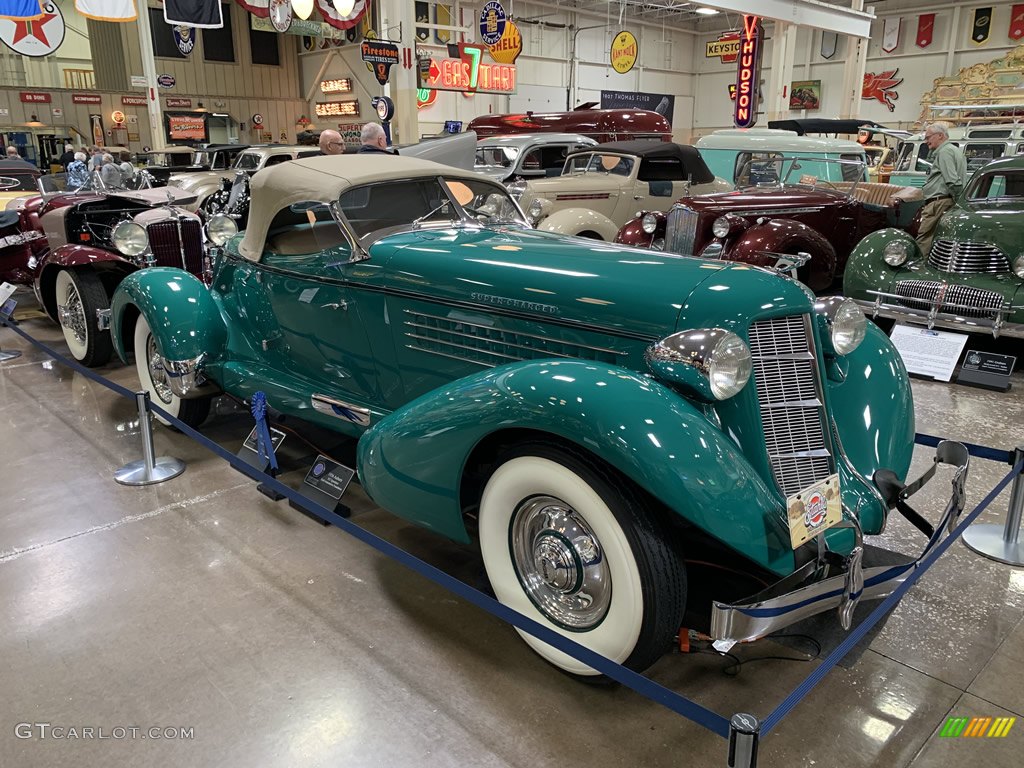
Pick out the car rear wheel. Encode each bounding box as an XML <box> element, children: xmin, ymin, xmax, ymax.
<box><xmin>55</xmin><ymin>269</ymin><xmax>112</xmax><ymax>367</ymax></box>
<box><xmin>478</xmin><ymin>445</ymin><xmax>687</xmax><ymax>678</ymax></box>
<box><xmin>134</xmin><ymin>315</ymin><xmax>211</xmax><ymax>429</ymax></box>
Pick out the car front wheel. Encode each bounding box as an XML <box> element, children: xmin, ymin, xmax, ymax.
<box><xmin>478</xmin><ymin>445</ymin><xmax>687</xmax><ymax>678</ymax></box>
<box><xmin>133</xmin><ymin>315</ymin><xmax>210</xmax><ymax>429</ymax></box>
<box><xmin>55</xmin><ymin>269</ymin><xmax>112</xmax><ymax>367</ymax></box>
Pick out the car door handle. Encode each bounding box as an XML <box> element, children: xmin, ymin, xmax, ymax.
<box><xmin>633</xmin><ymin>195</ymin><xmax>643</xmax><ymax>200</ymax></box>
<box><xmin>320</xmin><ymin>301</ymin><xmax>349</xmax><ymax>311</ymax></box>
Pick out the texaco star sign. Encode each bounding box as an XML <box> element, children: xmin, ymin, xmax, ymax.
<box><xmin>0</xmin><ymin>2</ymin><xmax>66</xmax><ymax>58</ymax></box>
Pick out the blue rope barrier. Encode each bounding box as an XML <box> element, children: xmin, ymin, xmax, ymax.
<box><xmin>760</xmin><ymin>457</ymin><xmax>1023</xmax><ymax>735</ymax></box>
<box><xmin>915</xmin><ymin>432</ymin><xmax>1012</xmax><ymax>464</ymax></box>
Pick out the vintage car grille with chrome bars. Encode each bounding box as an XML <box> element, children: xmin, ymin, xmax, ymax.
<box><xmin>927</xmin><ymin>239</ymin><xmax>1010</xmax><ymax>274</ymax></box>
<box><xmin>748</xmin><ymin>314</ymin><xmax>834</xmax><ymax>497</ymax></box>
<box><xmin>664</xmin><ymin>204</ymin><xmax>699</xmax><ymax>256</ymax></box>
<box><xmin>147</xmin><ymin>219</ymin><xmax>204</xmax><ymax>275</ymax></box>
<box><xmin>892</xmin><ymin>279</ymin><xmax>1006</xmax><ymax>319</ymax></box>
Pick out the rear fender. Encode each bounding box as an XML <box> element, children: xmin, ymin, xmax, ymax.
<box><xmin>358</xmin><ymin>359</ymin><xmax>795</xmax><ymax>575</ymax></box>
<box><xmin>110</xmin><ymin>267</ymin><xmax>226</xmax><ymax>365</ymax></box>
<box><xmin>539</xmin><ymin>208</ymin><xmax>619</xmax><ymax>241</ymax></box>
<box><xmin>731</xmin><ymin>218</ymin><xmax>838</xmax><ymax>291</ymax></box>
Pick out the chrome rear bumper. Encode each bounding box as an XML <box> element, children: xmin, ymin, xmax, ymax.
<box><xmin>710</xmin><ymin>440</ymin><xmax>970</xmax><ymax>649</ymax></box>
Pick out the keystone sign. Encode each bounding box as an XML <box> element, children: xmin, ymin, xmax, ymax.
<box><xmin>706</xmin><ymin>31</ymin><xmax>741</xmax><ymax>62</ymax></box>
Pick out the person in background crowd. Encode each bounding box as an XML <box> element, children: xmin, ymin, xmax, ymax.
<box><xmin>356</xmin><ymin>123</ymin><xmax>396</xmax><ymax>155</ymax></box>
<box><xmin>5</xmin><ymin>145</ymin><xmax>20</xmax><ymax>159</ymax></box>
<box><xmin>88</xmin><ymin>146</ymin><xmax>103</xmax><ymax>170</ymax></box>
<box><xmin>915</xmin><ymin>122</ymin><xmax>968</xmax><ymax>255</ymax></box>
<box><xmin>119</xmin><ymin>161</ymin><xmax>136</xmax><ymax>186</ymax></box>
<box><xmin>66</xmin><ymin>151</ymin><xmax>90</xmax><ymax>189</ymax></box>
<box><xmin>317</xmin><ymin>129</ymin><xmax>345</xmax><ymax>156</ymax></box>
<box><xmin>99</xmin><ymin>153</ymin><xmax>122</xmax><ymax>187</ymax></box>
<box><xmin>59</xmin><ymin>143</ymin><xmax>75</xmax><ymax>172</ymax></box>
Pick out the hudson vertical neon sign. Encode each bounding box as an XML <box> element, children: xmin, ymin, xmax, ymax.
<box><xmin>733</xmin><ymin>15</ymin><xmax>764</xmax><ymax>128</ymax></box>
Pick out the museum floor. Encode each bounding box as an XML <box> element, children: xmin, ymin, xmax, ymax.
<box><xmin>2</xmin><ymin>315</ymin><xmax>1023</xmax><ymax>768</ymax></box>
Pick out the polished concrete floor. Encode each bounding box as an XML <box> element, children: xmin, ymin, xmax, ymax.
<box><xmin>2</xmin><ymin>312</ymin><xmax>1024</xmax><ymax>768</ymax></box>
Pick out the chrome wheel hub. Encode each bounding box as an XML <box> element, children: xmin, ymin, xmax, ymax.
<box><xmin>510</xmin><ymin>495</ymin><xmax>610</xmax><ymax>630</ymax></box>
<box><xmin>146</xmin><ymin>335</ymin><xmax>173</xmax><ymax>404</ymax></box>
<box><xmin>58</xmin><ymin>283</ymin><xmax>86</xmax><ymax>344</ymax></box>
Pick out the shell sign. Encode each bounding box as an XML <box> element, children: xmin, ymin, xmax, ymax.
<box><xmin>488</xmin><ymin>19</ymin><xmax>522</xmax><ymax>64</ymax></box>
<box><xmin>610</xmin><ymin>30</ymin><xmax>638</xmax><ymax>74</ymax></box>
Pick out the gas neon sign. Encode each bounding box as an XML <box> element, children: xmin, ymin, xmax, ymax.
<box><xmin>418</xmin><ymin>42</ymin><xmax>517</xmax><ymax>94</ymax></box>
<box><xmin>733</xmin><ymin>15</ymin><xmax>764</xmax><ymax>129</ymax></box>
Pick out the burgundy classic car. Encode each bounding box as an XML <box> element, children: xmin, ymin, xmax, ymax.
<box><xmin>615</xmin><ymin>157</ymin><xmax>922</xmax><ymax>291</ymax></box>
<box><xmin>468</xmin><ymin>103</ymin><xmax>672</xmax><ymax>144</ymax></box>
<box><xmin>9</xmin><ymin>173</ymin><xmax>204</xmax><ymax>366</ymax></box>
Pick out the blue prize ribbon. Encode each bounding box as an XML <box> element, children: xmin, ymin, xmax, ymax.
<box><xmin>250</xmin><ymin>391</ymin><xmax>279</xmax><ymax>472</ymax></box>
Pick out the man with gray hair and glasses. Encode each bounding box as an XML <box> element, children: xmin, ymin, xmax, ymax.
<box><xmin>916</xmin><ymin>122</ymin><xmax>967</xmax><ymax>255</ymax></box>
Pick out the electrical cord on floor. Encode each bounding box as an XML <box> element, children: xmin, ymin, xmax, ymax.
<box><xmin>680</xmin><ymin>631</ymin><xmax>822</xmax><ymax>677</ymax></box>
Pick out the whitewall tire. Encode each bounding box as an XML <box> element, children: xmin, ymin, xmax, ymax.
<box><xmin>478</xmin><ymin>446</ymin><xmax>686</xmax><ymax>677</ymax></box>
<box><xmin>55</xmin><ymin>269</ymin><xmax>112</xmax><ymax>367</ymax></box>
<box><xmin>133</xmin><ymin>315</ymin><xmax>210</xmax><ymax>429</ymax></box>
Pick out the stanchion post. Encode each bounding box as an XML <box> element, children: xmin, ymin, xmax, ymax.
<box><xmin>727</xmin><ymin>713</ymin><xmax>760</xmax><ymax>768</ymax></box>
<box><xmin>963</xmin><ymin>445</ymin><xmax>1024</xmax><ymax>566</ymax></box>
<box><xmin>114</xmin><ymin>391</ymin><xmax>186</xmax><ymax>486</ymax></box>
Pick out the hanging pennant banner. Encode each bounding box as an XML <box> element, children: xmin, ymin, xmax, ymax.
<box><xmin>820</xmin><ymin>30</ymin><xmax>838</xmax><ymax>59</ymax></box>
<box><xmin>972</xmin><ymin>7</ymin><xmax>992</xmax><ymax>44</ymax></box>
<box><xmin>881</xmin><ymin>17</ymin><xmax>901</xmax><ymax>53</ymax></box>
<box><xmin>916</xmin><ymin>13</ymin><xmax>935</xmax><ymax>48</ymax></box>
<box><xmin>415</xmin><ymin>0</ymin><xmax>429</xmax><ymax>42</ymax></box>
<box><xmin>164</xmin><ymin>0</ymin><xmax>223</xmax><ymax>29</ymax></box>
<box><xmin>435</xmin><ymin>3</ymin><xmax>452</xmax><ymax>44</ymax></box>
<box><xmin>1010</xmin><ymin>5</ymin><xmax>1024</xmax><ymax>41</ymax></box>
<box><xmin>75</xmin><ymin>1</ymin><xmax>137</xmax><ymax>22</ymax></box>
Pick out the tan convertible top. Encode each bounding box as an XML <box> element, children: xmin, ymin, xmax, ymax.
<box><xmin>238</xmin><ymin>155</ymin><xmax>486</xmax><ymax>261</ymax></box>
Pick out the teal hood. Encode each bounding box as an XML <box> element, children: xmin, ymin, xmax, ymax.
<box><xmin>366</xmin><ymin>226</ymin><xmax>812</xmax><ymax>340</ymax></box>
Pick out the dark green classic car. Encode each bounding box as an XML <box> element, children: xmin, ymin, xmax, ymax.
<box><xmin>110</xmin><ymin>156</ymin><xmax>967</xmax><ymax>678</ymax></box>
<box><xmin>846</xmin><ymin>155</ymin><xmax>1024</xmax><ymax>337</ymax></box>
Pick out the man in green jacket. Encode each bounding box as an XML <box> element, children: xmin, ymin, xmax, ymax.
<box><xmin>916</xmin><ymin>122</ymin><xmax>968</xmax><ymax>255</ymax></box>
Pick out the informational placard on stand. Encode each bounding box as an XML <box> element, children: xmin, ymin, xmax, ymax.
<box><xmin>289</xmin><ymin>454</ymin><xmax>355</xmax><ymax>522</ymax></box>
<box><xmin>888</xmin><ymin>324</ymin><xmax>968</xmax><ymax>382</ymax></box>
<box><xmin>237</xmin><ymin>426</ymin><xmax>286</xmax><ymax>473</ymax></box>
<box><xmin>957</xmin><ymin>350</ymin><xmax>1016</xmax><ymax>392</ymax></box>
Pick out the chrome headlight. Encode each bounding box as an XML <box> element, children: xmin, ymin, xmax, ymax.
<box><xmin>527</xmin><ymin>199</ymin><xmax>543</xmax><ymax>223</ymax></box>
<box><xmin>507</xmin><ymin>180</ymin><xmax>527</xmax><ymax>201</ymax></box>
<box><xmin>651</xmin><ymin>237</ymin><xmax>665</xmax><ymax>251</ymax></box>
<box><xmin>645</xmin><ymin>328</ymin><xmax>752</xmax><ymax>402</ymax></box>
<box><xmin>815</xmin><ymin>296</ymin><xmax>867</xmax><ymax>355</ymax></box>
<box><xmin>641</xmin><ymin>212</ymin><xmax>659</xmax><ymax>234</ymax></box>
<box><xmin>1014</xmin><ymin>255</ymin><xmax>1024</xmax><ymax>279</ymax></box>
<box><xmin>111</xmin><ymin>221</ymin><xmax>148</xmax><ymax>257</ymax></box>
<box><xmin>883</xmin><ymin>240</ymin><xmax>910</xmax><ymax>267</ymax></box>
<box><xmin>206</xmin><ymin>213</ymin><xmax>238</xmax><ymax>246</ymax></box>
<box><xmin>712</xmin><ymin>216</ymin><xmax>731</xmax><ymax>239</ymax></box>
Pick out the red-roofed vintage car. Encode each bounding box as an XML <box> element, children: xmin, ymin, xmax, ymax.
<box><xmin>468</xmin><ymin>104</ymin><xmax>673</xmax><ymax>143</ymax></box>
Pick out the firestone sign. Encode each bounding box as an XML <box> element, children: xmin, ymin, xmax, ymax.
<box><xmin>733</xmin><ymin>15</ymin><xmax>764</xmax><ymax>129</ymax></box>
<box><xmin>419</xmin><ymin>43</ymin><xmax>517</xmax><ymax>94</ymax></box>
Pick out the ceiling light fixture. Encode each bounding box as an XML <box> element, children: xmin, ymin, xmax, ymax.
<box><xmin>333</xmin><ymin>0</ymin><xmax>356</xmax><ymax>15</ymax></box>
<box><xmin>695</xmin><ymin>7</ymin><xmax>720</xmax><ymax>15</ymax></box>
<box><xmin>291</xmin><ymin>0</ymin><xmax>314</xmax><ymax>20</ymax></box>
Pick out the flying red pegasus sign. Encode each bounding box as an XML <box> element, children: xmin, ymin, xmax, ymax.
<box><xmin>862</xmin><ymin>69</ymin><xmax>904</xmax><ymax>112</ymax></box>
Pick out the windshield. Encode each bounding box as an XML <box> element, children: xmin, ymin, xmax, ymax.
<box><xmin>965</xmin><ymin>168</ymin><xmax>1024</xmax><ymax>202</ymax></box>
<box><xmin>233</xmin><ymin>152</ymin><xmax>263</xmax><ymax>171</ymax></box>
<box><xmin>338</xmin><ymin>175</ymin><xmax>528</xmax><ymax>240</ymax></box>
<box><xmin>475</xmin><ymin>145</ymin><xmax>520</xmax><ymax>168</ymax></box>
<box><xmin>563</xmin><ymin>152</ymin><xmax>635</xmax><ymax>177</ymax></box>
<box><xmin>38</xmin><ymin>171</ymin><xmax>102</xmax><ymax>199</ymax></box>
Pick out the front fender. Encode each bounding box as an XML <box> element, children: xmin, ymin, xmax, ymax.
<box><xmin>730</xmin><ymin>219</ymin><xmax>838</xmax><ymax>292</ymax></box>
<box><xmin>358</xmin><ymin>359</ymin><xmax>795</xmax><ymax>576</ymax></box>
<box><xmin>539</xmin><ymin>208</ymin><xmax>620</xmax><ymax>241</ymax></box>
<box><xmin>36</xmin><ymin>245</ymin><xmax>134</xmax><ymax>321</ymax></box>
<box><xmin>110</xmin><ymin>267</ymin><xmax>226</xmax><ymax>365</ymax></box>
<box><xmin>843</xmin><ymin>228</ymin><xmax>919</xmax><ymax>300</ymax></box>
<box><xmin>615</xmin><ymin>212</ymin><xmax>666</xmax><ymax>246</ymax></box>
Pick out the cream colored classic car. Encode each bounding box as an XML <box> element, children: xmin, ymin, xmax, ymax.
<box><xmin>168</xmin><ymin>145</ymin><xmax>322</xmax><ymax>214</ymax></box>
<box><xmin>510</xmin><ymin>141</ymin><xmax>731</xmax><ymax>240</ymax></box>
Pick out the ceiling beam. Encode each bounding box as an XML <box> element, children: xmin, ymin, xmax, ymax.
<box><xmin>695</xmin><ymin>0</ymin><xmax>875</xmax><ymax>37</ymax></box>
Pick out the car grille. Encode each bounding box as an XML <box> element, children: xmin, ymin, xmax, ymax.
<box><xmin>664</xmin><ymin>204</ymin><xmax>698</xmax><ymax>255</ymax></box>
<box><xmin>893</xmin><ymin>280</ymin><xmax>1007</xmax><ymax>318</ymax></box>
<box><xmin>927</xmin><ymin>239</ymin><xmax>1010</xmax><ymax>274</ymax></box>
<box><xmin>748</xmin><ymin>314</ymin><xmax>833</xmax><ymax>498</ymax></box>
<box><xmin>148</xmin><ymin>219</ymin><xmax>204</xmax><ymax>275</ymax></box>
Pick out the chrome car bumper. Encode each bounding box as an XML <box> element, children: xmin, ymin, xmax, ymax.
<box><xmin>163</xmin><ymin>354</ymin><xmax>209</xmax><ymax>399</ymax></box>
<box><xmin>855</xmin><ymin>293</ymin><xmax>1024</xmax><ymax>339</ymax></box>
<box><xmin>710</xmin><ymin>440</ymin><xmax>970</xmax><ymax>649</ymax></box>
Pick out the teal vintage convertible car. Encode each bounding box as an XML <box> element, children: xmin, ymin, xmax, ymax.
<box><xmin>846</xmin><ymin>155</ymin><xmax>1024</xmax><ymax>337</ymax></box>
<box><xmin>110</xmin><ymin>155</ymin><xmax>968</xmax><ymax>678</ymax></box>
